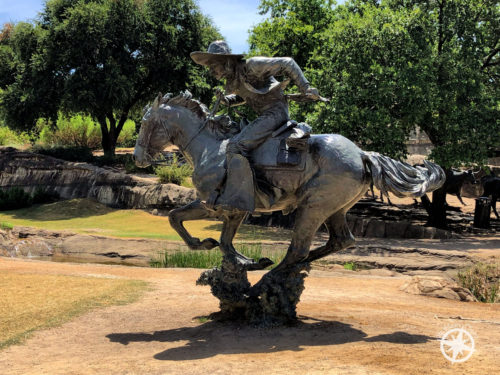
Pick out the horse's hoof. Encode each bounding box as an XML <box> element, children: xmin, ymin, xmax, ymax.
<box><xmin>188</xmin><ymin>238</ymin><xmax>219</xmax><ymax>250</ymax></box>
<box><xmin>247</xmin><ymin>257</ymin><xmax>274</xmax><ymax>271</ymax></box>
<box><xmin>200</xmin><ymin>238</ymin><xmax>219</xmax><ymax>250</ymax></box>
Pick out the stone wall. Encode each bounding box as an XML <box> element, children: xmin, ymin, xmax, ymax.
<box><xmin>0</xmin><ymin>147</ymin><xmax>196</xmax><ymax>209</ymax></box>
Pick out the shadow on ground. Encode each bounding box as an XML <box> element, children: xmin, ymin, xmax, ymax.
<box><xmin>106</xmin><ymin>316</ymin><xmax>436</xmax><ymax>361</ymax></box>
<box><xmin>3</xmin><ymin>199</ymin><xmax>114</xmax><ymax>221</ymax></box>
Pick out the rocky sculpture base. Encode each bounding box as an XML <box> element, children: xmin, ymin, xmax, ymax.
<box><xmin>197</xmin><ymin>260</ymin><xmax>310</xmax><ymax>327</ymax></box>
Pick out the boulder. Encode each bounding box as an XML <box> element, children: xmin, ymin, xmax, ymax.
<box><xmin>0</xmin><ymin>225</ymin><xmax>182</xmax><ymax>265</ymax></box>
<box><xmin>364</xmin><ymin>219</ymin><xmax>386</xmax><ymax>238</ymax></box>
<box><xmin>400</xmin><ymin>275</ymin><xmax>476</xmax><ymax>302</ymax></box>
<box><xmin>385</xmin><ymin>221</ymin><xmax>410</xmax><ymax>238</ymax></box>
<box><xmin>0</xmin><ymin>147</ymin><xmax>196</xmax><ymax>209</ymax></box>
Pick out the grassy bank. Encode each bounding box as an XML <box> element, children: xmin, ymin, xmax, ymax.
<box><xmin>0</xmin><ymin>198</ymin><xmax>290</xmax><ymax>242</ymax></box>
<box><xmin>0</xmin><ymin>271</ymin><xmax>148</xmax><ymax>349</ymax></box>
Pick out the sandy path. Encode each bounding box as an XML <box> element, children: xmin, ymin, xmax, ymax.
<box><xmin>0</xmin><ymin>258</ymin><xmax>498</xmax><ymax>375</ymax></box>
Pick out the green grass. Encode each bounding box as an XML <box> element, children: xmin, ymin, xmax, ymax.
<box><xmin>343</xmin><ymin>262</ymin><xmax>357</xmax><ymax>271</ymax></box>
<box><xmin>0</xmin><ymin>198</ymin><xmax>208</xmax><ymax>240</ymax></box>
<box><xmin>0</xmin><ymin>198</ymin><xmax>290</xmax><ymax>242</ymax></box>
<box><xmin>0</xmin><ymin>221</ymin><xmax>13</xmax><ymax>230</ymax></box>
<box><xmin>150</xmin><ymin>243</ymin><xmax>285</xmax><ymax>269</ymax></box>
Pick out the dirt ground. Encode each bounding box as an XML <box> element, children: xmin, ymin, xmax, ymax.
<box><xmin>0</xmin><ymin>257</ymin><xmax>498</xmax><ymax>375</ymax></box>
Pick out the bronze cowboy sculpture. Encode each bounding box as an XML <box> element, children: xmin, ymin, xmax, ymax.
<box><xmin>134</xmin><ymin>43</ymin><xmax>445</xmax><ymax>273</ymax></box>
<box><xmin>134</xmin><ymin>41</ymin><xmax>446</xmax><ymax>323</ymax></box>
<box><xmin>190</xmin><ymin>40</ymin><xmax>323</xmax><ymax>214</ymax></box>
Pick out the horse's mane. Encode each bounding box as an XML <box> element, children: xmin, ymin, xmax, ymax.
<box><xmin>160</xmin><ymin>91</ymin><xmax>209</xmax><ymax>120</ymax></box>
<box><xmin>157</xmin><ymin>91</ymin><xmax>239</xmax><ymax>140</ymax></box>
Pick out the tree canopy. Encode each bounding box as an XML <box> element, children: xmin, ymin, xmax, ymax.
<box><xmin>0</xmin><ymin>0</ymin><xmax>221</xmax><ymax>156</ymax></box>
<box><xmin>249</xmin><ymin>0</ymin><xmax>500</xmax><ymax>165</ymax></box>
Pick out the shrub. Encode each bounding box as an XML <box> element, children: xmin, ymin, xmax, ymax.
<box><xmin>116</xmin><ymin>120</ymin><xmax>137</xmax><ymax>147</ymax></box>
<box><xmin>458</xmin><ymin>262</ymin><xmax>500</xmax><ymax>303</ymax></box>
<box><xmin>0</xmin><ymin>126</ymin><xmax>30</xmax><ymax>147</ymax></box>
<box><xmin>37</xmin><ymin>114</ymin><xmax>101</xmax><ymax>149</ymax></box>
<box><xmin>0</xmin><ymin>188</ymin><xmax>60</xmax><ymax>211</ymax></box>
<box><xmin>0</xmin><ymin>188</ymin><xmax>33</xmax><ymax>210</ymax></box>
<box><xmin>343</xmin><ymin>262</ymin><xmax>357</xmax><ymax>271</ymax></box>
<box><xmin>35</xmin><ymin>114</ymin><xmax>137</xmax><ymax>149</ymax></box>
<box><xmin>0</xmin><ymin>222</ymin><xmax>13</xmax><ymax>230</ymax></box>
<box><xmin>154</xmin><ymin>154</ymin><xmax>193</xmax><ymax>185</ymax></box>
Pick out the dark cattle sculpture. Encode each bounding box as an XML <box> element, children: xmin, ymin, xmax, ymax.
<box><xmin>444</xmin><ymin>169</ymin><xmax>478</xmax><ymax>206</ymax></box>
<box><xmin>481</xmin><ymin>175</ymin><xmax>500</xmax><ymax>219</ymax></box>
<box><xmin>369</xmin><ymin>181</ymin><xmax>393</xmax><ymax>205</ymax></box>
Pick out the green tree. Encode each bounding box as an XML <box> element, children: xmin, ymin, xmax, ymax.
<box><xmin>250</xmin><ymin>0</ymin><xmax>499</xmax><ymax>227</ymax></box>
<box><xmin>0</xmin><ymin>21</ymin><xmax>62</xmax><ymax>130</ymax></box>
<box><xmin>382</xmin><ymin>0</ymin><xmax>500</xmax><ymax>227</ymax></box>
<box><xmin>249</xmin><ymin>0</ymin><xmax>335</xmax><ymax>66</ymax></box>
<box><xmin>248</xmin><ymin>0</ymin><xmax>335</xmax><ymax>122</ymax></box>
<box><xmin>0</xmin><ymin>0</ymin><xmax>221</xmax><ymax>156</ymax></box>
<box><xmin>308</xmin><ymin>3</ymin><xmax>431</xmax><ymax>158</ymax></box>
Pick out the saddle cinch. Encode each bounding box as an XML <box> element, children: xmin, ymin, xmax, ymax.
<box><xmin>250</xmin><ymin>120</ymin><xmax>312</xmax><ymax>170</ymax></box>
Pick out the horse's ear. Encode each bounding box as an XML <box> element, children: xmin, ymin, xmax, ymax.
<box><xmin>152</xmin><ymin>92</ymin><xmax>162</xmax><ymax>110</ymax></box>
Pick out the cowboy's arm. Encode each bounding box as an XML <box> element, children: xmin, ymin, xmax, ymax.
<box><xmin>246</xmin><ymin>56</ymin><xmax>314</xmax><ymax>94</ymax></box>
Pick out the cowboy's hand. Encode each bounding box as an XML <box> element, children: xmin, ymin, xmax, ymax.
<box><xmin>215</xmin><ymin>87</ymin><xmax>226</xmax><ymax>101</ymax></box>
<box><xmin>305</xmin><ymin>87</ymin><xmax>320</xmax><ymax>100</ymax></box>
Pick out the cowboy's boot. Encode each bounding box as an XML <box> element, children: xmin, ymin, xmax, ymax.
<box><xmin>215</xmin><ymin>153</ymin><xmax>255</xmax><ymax>213</ymax></box>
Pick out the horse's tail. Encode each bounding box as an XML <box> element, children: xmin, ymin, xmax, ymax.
<box><xmin>362</xmin><ymin>151</ymin><xmax>445</xmax><ymax>198</ymax></box>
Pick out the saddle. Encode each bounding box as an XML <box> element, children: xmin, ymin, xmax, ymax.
<box><xmin>250</xmin><ymin>120</ymin><xmax>312</xmax><ymax>169</ymax></box>
<box><xmin>248</xmin><ymin>120</ymin><xmax>312</xmax><ymax>211</ymax></box>
<box><xmin>210</xmin><ymin>117</ymin><xmax>311</xmax><ymax>212</ymax></box>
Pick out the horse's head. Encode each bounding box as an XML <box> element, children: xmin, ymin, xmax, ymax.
<box><xmin>134</xmin><ymin>93</ymin><xmax>172</xmax><ymax>167</ymax></box>
<box><xmin>134</xmin><ymin>90</ymin><xmax>235</xmax><ymax>168</ymax></box>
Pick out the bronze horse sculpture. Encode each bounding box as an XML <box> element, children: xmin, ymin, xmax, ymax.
<box><xmin>134</xmin><ymin>91</ymin><xmax>445</xmax><ymax>277</ymax></box>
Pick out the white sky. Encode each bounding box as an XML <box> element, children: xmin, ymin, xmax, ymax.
<box><xmin>0</xmin><ymin>0</ymin><xmax>265</xmax><ymax>54</ymax></box>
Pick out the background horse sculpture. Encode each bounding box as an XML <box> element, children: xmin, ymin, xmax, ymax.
<box><xmin>134</xmin><ymin>91</ymin><xmax>445</xmax><ymax>275</ymax></box>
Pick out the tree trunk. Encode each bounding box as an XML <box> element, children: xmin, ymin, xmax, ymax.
<box><xmin>427</xmin><ymin>186</ymin><xmax>448</xmax><ymax>229</ymax></box>
<box><xmin>97</xmin><ymin>111</ymin><xmax>129</xmax><ymax>157</ymax></box>
<box><xmin>101</xmin><ymin>132</ymin><xmax>117</xmax><ymax>158</ymax></box>
<box><xmin>98</xmin><ymin>116</ymin><xmax>116</xmax><ymax>158</ymax></box>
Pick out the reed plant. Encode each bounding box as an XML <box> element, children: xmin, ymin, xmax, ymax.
<box><xmin>150</xmin><ymin>243</ymin><xmax>284</xmax><ymax>269</ymax></box>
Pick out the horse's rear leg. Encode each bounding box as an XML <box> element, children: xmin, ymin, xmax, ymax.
<box><xmin>220</xmin><ymin>212</ymin><xmax>274</xmax><ymax>270</ymax></box>
<box><xmin>272</xmin><ymin>207</ymin><xmax>325</xmax><ymax>273</ymax></box>
<box><xmin>305</xmin><ymin>212</ymin><xmax>354</xmax><ymax>262</ymax></box>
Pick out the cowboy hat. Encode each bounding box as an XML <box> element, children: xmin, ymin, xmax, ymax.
<box><xmin>190</xmin><ymin>40</ymin><xmax>244</xmax><ymax>66</ymax></box>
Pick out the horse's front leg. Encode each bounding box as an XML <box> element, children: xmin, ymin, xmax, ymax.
<box><xmin>220</xmin><ymin>212</ymin><xmax>274</xmax><ymax>270</ymax></box>
<box><xmin>168</xmin><ymin>200</ymin><xmax>219</xmax><ymax>250</ymax></box>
